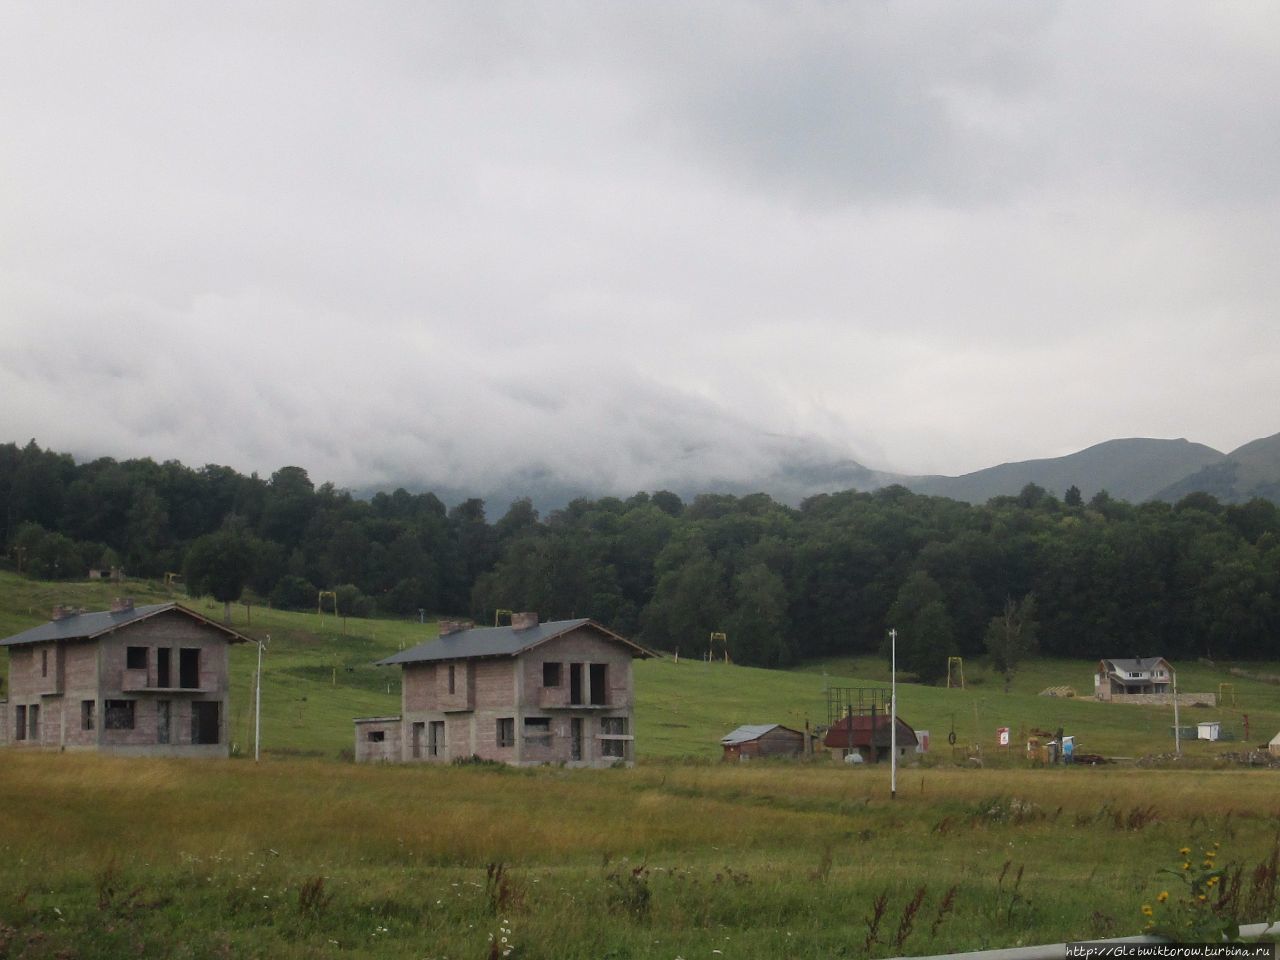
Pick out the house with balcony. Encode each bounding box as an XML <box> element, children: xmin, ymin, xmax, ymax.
<box><xmin>354</xmin><ymin>613</ymin><xmax>654</xmax><ymax>766</ymax></box>
<box><xmin>0</xmin><ymin>599</ymin><xmax>250</xmax><ymax>756</ymax></box>
<box><xmin>1094</xmin><ymin>657</ymin><xmax>1175</xmax><ymax>700</ymax></box>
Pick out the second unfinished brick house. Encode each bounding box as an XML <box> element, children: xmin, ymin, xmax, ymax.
<box><xmin>354</xmin><ymin>613</ymin><xmax>653</xmax><ymax>766</ymax></box>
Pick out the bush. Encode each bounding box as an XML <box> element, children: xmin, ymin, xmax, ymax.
<box><xmin>270</xmin><ymin>574</ymin><xmax>316</xmax><ymax>611</ymax></box>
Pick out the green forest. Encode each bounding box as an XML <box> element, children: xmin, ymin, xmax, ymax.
<box><xmin>2</xmin><ymin>439</ymin><xmax>1277</xmax><ymax>672</ymax></box>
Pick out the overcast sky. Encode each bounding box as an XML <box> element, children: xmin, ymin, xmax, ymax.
<box><xmin>2</xmin><ymin>3</ymin><xmax>1277</xmax><ymax>498</ymax></box>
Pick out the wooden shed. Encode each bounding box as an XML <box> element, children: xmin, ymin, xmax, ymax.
<box><xmin>721</xmin><ymin>724</ymin><xmax>806</xmax><ymax>761</ymax></box>
<box><xmin>823</xmin><ymin>713</ymin><xmax>918</xmax><ymax>763</ymax></box>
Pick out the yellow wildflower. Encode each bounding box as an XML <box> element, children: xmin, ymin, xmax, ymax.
<box><xmin>1207</xmin><ymin>876</ymin><xmax>1219</xmax><ymax>887</ymax></box>
<box><xmin>1157</xmin><ymin>891</ymin><xmax>1169</xmax><ymax>903</ymax></box>
<box><xmin>1197</xmin><ymin>894</ymin><xmax>1207</xmax><ymax>902</ymax></box>
<box><xmin>1204</xmin><ymin>850</ymin><xmax>1216</xmax><ymax>859</ymax></box>
<box><xmin>1203</xmin><ymin>860</ymin><xmax>1214</xmax><ymax>869</ymax></box>
<box><xmin>1182</xmin><ymin>862</ymin><xmax>1191</xmax><ymax>871</ymax></box>
<box><xmin>1179</xmin><ymin>847</ymin><xmax>1191</xmax><ymax>856</ymax></box>
<box><xmin>1141</xmin><ymin>904</ymin><xmax>1153</xmax><ymax>917</ymax></box>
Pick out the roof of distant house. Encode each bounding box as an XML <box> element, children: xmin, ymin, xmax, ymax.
<box><xmin>1100</xmin><ymin>657</ymin><xmax>1171</xmax><ymax>672</ymax></box>
<box><xmin>0</xmin><ymin>602</ymin><xmax>253</xmax><ymax>648</ymax></box>
<box><xmin>377</xmin><ymin>618</ymin><xmax>655</xmax><ymax>666</ymax></box>
<box><xmin>721</xmin><ymin>724</ymin><xmax>802</xmax><ymax>745</ymax></box>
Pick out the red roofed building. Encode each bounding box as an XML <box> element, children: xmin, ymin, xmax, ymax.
<box><xmin>823</xmin><ymin>713</ymin><xmax>918</xmax><ymax>763</ymax></box>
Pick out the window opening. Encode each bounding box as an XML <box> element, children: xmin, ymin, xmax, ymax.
<box><xmin>157</xmin><ymin>648</ymin><xmax>171</xmax><ymax>687</ymax></box>
<box><xmin>601</xmin><ymin>716</ymin><xmax>629</xmax><ymax>759</ymax></box>
<box><xmin>524</xmin><ymin>717</ymin><xmax>552</xmax><ymax>747</ymax></box>
<box><xmin>542</xmin><ymin>662</ymin><xmax>561</xmax><ymax>687</ymax></box>
<box><xmin>105</xmin><ymin>700</ymin><xmax>135</xmax><ymax>730</ymax></box>
<box><xmin>82</xmin><ymin>700</ymin><xmax>95</xmax><ymax>731</ymax></box>
<box><xmin>497</xmin><ymin>717</ymin><xmax>515</xmax><ymax>748</ymax></box>
<box><xmin>126</xmin><ymin>646</ymin><xmax>148</xmax><ymax>670</ymax></box>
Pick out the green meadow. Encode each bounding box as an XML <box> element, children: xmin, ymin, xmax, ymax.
<box><xmin>3</xmin><ymin>571</ymin><xmax>1280</xmax><ymax>957</ymax></box>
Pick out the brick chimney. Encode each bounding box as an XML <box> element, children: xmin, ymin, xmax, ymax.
<box><xmin>438</xmin><ymin>620</ymin><xmax>473</xmax><ymax>637</ymax></box>
<box><xmin>510</xmin><ymin>611</ymin><xmax>539</xmax><ymax>631</ymax></box>
<box><xmin>110</xmin><ymin>597</ymin><xmax>135</xmax><ymax>614</ymax></box>
<box><xmin>50</xmin><ymin>605</ymin><xmax>76</xmax><ymax>621</ymax></box>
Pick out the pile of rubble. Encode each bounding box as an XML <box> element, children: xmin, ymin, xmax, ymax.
<box><xmin>1216</xmin><ymin>750</ymin><xmax>1280</xmax><ymax>768</ymax></box>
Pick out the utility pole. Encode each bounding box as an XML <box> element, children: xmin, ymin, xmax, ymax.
<box><xmin>1172</xmin><ymin>676</ymin><xmax>1181</xmax><ymax>757</ymax></box>
<box><xmin>255</xmin><ymin>634</ymin><xmax>268</xmax><ymax>762</ymax></box>
<box><xmin>890</xmin><ymin>627</ymin><xmax>897</xmax><ymax>801</ymax></box>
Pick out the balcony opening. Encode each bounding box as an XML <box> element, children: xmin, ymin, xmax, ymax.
<box><xmin>179</xmin><ymin>648</ymin><xmax>200</xmax><ymax>689</ymax></box>
<box><xmin>589</xmin><ymin>663</ymin><xmax>607</xmax><ymax>706</ymax></box>
<box><xmin>157</xmin><ymin>648</ymin><xmax>171</xmax><ymax>687</ymax></box>
<box><xmin>569</xmin><ymin>663</ymin><xmax>582</xmax><ymax>704</ymax></box>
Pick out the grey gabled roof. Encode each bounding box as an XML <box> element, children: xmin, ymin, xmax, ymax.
<box><xmin>1101</xmin><ymin>657</ymin><xmax>1170</xmax><ymax>673</ymax></box>
<box><xmin>0</xmin><ymin>602</ymin><xmax>253</xmax><ymax>648</ymax></box>
<box><xmin>377</xmin><ymin>618</ymin><xmax>654</xmax><ymax>666</ymax></box>
<box><xmin>722</xmin><ymin>724</ymin><xmax>790</xmax><ymax>745</ymax></box>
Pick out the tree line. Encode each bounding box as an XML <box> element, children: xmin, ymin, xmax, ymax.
<box><xmin>2</xmin><ymin>439</ymin><xmax>1278</xmax><ymax>674</ymax></box>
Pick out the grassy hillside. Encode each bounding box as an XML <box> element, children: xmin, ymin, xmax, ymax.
<box><xmin>3</xmin><ymin>570</ymin><xmax>1279</xmax><ymax>762</ymax></box>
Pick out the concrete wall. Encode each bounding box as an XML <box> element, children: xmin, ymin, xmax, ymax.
<box><xmin>354</xmin><ymin>717</ymin><xmax>402</xmax><ymax>762</ymax></box>
<box><xmin>1102</xmin><ymin>692</ymin><xmax>1216</xmax><ymax>707</ymax></box>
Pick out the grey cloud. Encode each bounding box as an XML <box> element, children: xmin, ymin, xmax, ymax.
<box><xmin>0</xmin><ymin>2</ymin><xmax>1277</xmax><ymax>491</ymax></box>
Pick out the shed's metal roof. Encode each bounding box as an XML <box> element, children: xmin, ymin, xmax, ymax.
<box><xmin>721</xmin><ymin>724</ymin><xmax>787</xmax><ymax>745</ymax></box>
<box><xmin>0</xmin><ymin>602</ymin><xmax>253</xmax><ymax>647</ymax></box>
<box><xmin>377</xmin><ymin>618</ymin><xmax>653</xmax><ymax>666</ymax></box>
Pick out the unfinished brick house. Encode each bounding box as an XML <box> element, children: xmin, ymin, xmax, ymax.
<box><xmin>0</xmin><ymin>600</ymin><xmax>250</xmax><ymax>756</ymax></box>
<box><xmin>354</xmin><ymin>613</ymin><xmax>653</xmax><ymax>767</ymax></box>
